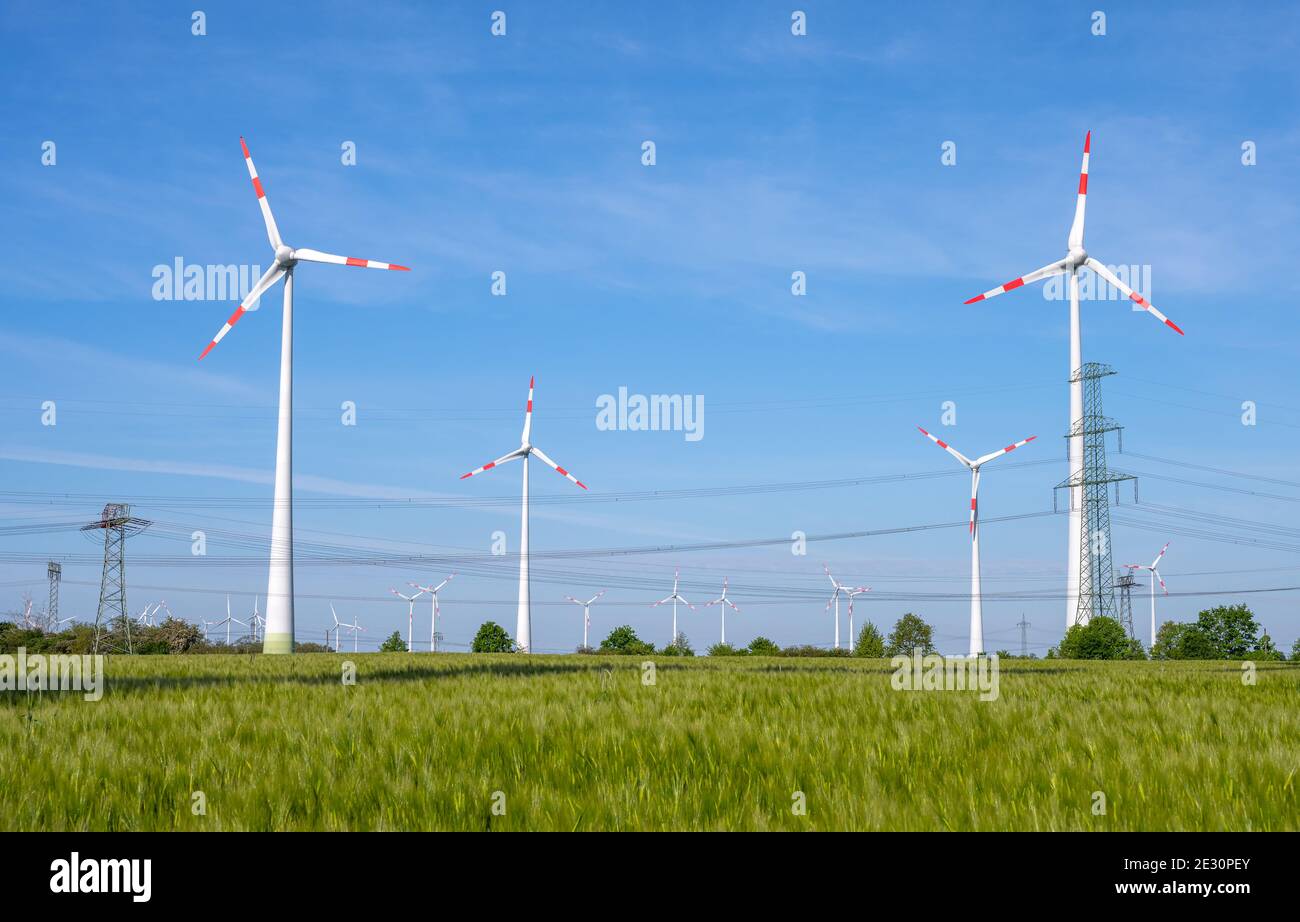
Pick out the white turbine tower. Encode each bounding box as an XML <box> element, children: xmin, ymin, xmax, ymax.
<box><xmin>652</xmin><ymin>568</ymin><xmax>695</xmax><ymax>646</ymax></box>
<box><xmin>844</xmin><ymin>586</ymin><xmax>871</xmax><ymax>651</ymax></box>
<box><xmin>409</xmin><ymin>575</ymin><xmax>455</xmax><ymax>652</ymax></box>
<box><xmin>565</xmin><ymin>590</ymin><xmax>606</xmax><ymax>650</ymax></box>
<box><xmin>198</xmin><ymin>137</ymin><xmax>410</xmax><ymax>655</ymax></box>
<box><xmin>459</xmin><ymin>376</ymin><xmax>588</xmax><ymax>653</ymax></box>
<box><xmin>705</xmin><ymin>578</ymin><xmax>740</xmax><ymax>646</ymax></box>
<box><xmin>1125</xmin><ymin>542</ymin><xmax>1169</xmax><ymax>649</ymax></box>
<box><xmin>917</xmin><ymin>426</ymin><xmax>1036</xmax><ymax>657</ymax></box>
<box><xmin>390</xmin><ymin>588</ymin><xmax>423</xmax><ymax>653</ymax></box>
<box><xmin>962</xmin><ymin>132</ymin><xmax>1183</xmax><ymax>629</ymax></box>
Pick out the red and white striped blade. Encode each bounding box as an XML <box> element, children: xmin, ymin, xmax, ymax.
<box><xmin>530</xmin><ymin>445</ymin><xmax>587</xmax><ymax>490</ymax></box>
<box><xmin>1151</xmin><ymin>541</ymin><xmax>1170</xmax><ymax>568</ymax></box>
<box><xmin>973</xmin><ymin>434</ymin><xmax>1037</xmax><ymax>467</ymax></box>
<box><xmin>292</xmin><ymin>247</ymin><xmax>410</xmax><ymax>271</ymax></box>
<box><xmin>1156</xmin><ymin>571</ymin><xmax>1167</xmax><ymax>594</ymax></box>
<box><xmin>1068</xmin><ymin>130</ymin><xmax>1090</xmax><ymax>250</ymax></box>
<box><xmin>240</xmin><ymin>137</ymin><xmax>282</xmax><ymax>249</ymax></box>
<box><xmin>964</xmin><ymin>259</ymin><xmax>1067</xmax><ymax>304</ymax></box>
<box><xmin>198</xmin><ymin>264</ymin><xmax>286</xmax><ymax>360</ymax></box>
<box><xmin>917</xmin><ymin>426</ymin><xmax>973</xmax><ymax>467</ymax></box>
<box><xmin>459</xmin><ymin>448</ymin><xmax>525</xmax><ymax>481</ymax></box>
<box><xmin>521</xmin><ymin>376</ymin><xmax>535</xmax><ymax>444</ymax></box>
<box><xmin>1086</xmin><ymin>257</ymin><xmax>1184</xmax><ymax>335</ymax></box>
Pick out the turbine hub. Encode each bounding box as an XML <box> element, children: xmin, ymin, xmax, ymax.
<box><xmin>275</xmin><ymin>245</ymin><xmax>296</xmax><ymax>266</ymax></box>
<box><xmin>1066</xmin><ymin>247</ymin><xmax>1087</xmax><ymax>268</ymax></box>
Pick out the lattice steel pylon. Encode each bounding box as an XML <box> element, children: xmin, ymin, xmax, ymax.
<box><xmin>80</xmin><ymin>503</ymin><xmax>151</xmax><ymax>654</ymax></box>
<box><xmin>46</xmin><ymin>561</ymin><xmax>61</xmax><ymax>623</ymax></box>
<box><xmin>1055</xmin><ymin>363</ymin><xmax>1136</xmax><ymax>627</ymax></box>
<box><xmin>1115</xmin><ymin>569</ymin><xmax>1137</xmax><ymax>639</ymax></box>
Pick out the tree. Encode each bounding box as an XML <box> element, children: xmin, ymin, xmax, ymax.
<box><xmin>471</xmin><ymin>621</ymin><xmax>515</xmax><ymax>653</ymax></box>
<box><xmin>1196</xmin><ymin>604</ymin><xmax>1259</xmax><ymax>658</ymax></box>
<box><xmin>707</xmin><ymin>642</ymin><xmax>741</xmax><ymax>657</ymax></box>
<box><xmin>1056</xmin><ymin>616</ymin><xmax>1133</xmax><ymax>660</ymax></box>
<box><xmin>659</xmin><ymin>633</ymin><xmax>695</xmax><ymax>657</ymax></box>
<box><xmin>747</xmin><ymin>636</ymin><xmax>780</xmax><ymax>656</ymax></box>
<box><xmin>853</xmin><ymin>622</ymin><xmax>885</xmax><ymax>658</ymax></box>
<box><xmin>379</xmin><ymin>630</ymin><xmax>408</xmax><ymax>653</ymax></box>
<box><xmin>1292</xmin><ymin>637</ymin><xmax>1300</xmax><ymax>662</ymax></box>
<box><xmin>885</xmin><ymin>613</ymin><xmax>935</xmax><ymax>656</ymax></box>
<box><xmin>598</xmin><ymin>625</ymin><xmax>655</xmax><ymax>655</ymax></box>
<box><xmin>1254</xmin><ymin>632</ymin><xmax>1284</xmax><ymax>661</ymax></box>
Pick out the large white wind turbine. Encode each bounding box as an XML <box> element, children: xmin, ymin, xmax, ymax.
<box><xmin>198</xmin><ymin>137</ymin><xmax>410</xmax><ymax>655</ymax></box>
<box><xmin>652</xmin><ymin>568</ymin><xmax>695</xmax><ymax>646</ymax></box>
<box><xmin>390</xmin><ymin>588</ymin><xmax>423</xmax><ymax>653</ymax></box>
<box><xmin>705</xmin><ymin>578</ymin><xmax>740</xmax><ymax>646</ymax></box>
<box><xmin>917</xmin><ymin>426</ymin><xmax>1036</xmax><ymax>657</ymax></box>
<box><xmin>459</xmin><ymin>376</ymin><xmax>588</xmax><ymax>653</ymax></box>
<box><xmin>1125</xmin><ymin>542</ymin><xmax>1169</xmax><ymax>649</ymax></box>
<box><xmin>410</xmin><ymin>575</ymin><xmax>455</xmax><ymax>652</ymax></box>
<box><xmin>565</xmin><ymin>590</ymin><xmax>606</xmax><ymax>650</ymax></box>
<box><xmin>214</xmin><ymin>595</ymin><xmax>247</xmax><ymax>647</ymax></box>
<box><xmin>962</xmin><ymin>132</ymin><xmax>1183</xmax><ymax>629</ymax></box>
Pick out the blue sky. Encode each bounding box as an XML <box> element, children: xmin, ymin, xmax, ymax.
<box><xmin>1</xmin><ymin>0</ymin><xmax>1298</xmax><ymax>654</ymax></box>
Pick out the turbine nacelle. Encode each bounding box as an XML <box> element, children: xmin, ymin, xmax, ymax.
<box><xmin>274</xmin><ymin>244</ymin><xmax>296</xmax><ymax>266</ymax></box>
<box><xmin>1065</xmin><ymin>246</ymin><xmax>1087</xmax><ymax>269</ymax></box>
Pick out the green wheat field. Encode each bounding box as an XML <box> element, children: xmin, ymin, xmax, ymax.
<box><xmin>2</xmin><ymin>654</ymin><xmax>1296</xmax><ymax>831</ymax></box>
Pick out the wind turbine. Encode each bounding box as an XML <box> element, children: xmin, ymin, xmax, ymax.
<box><xmin>409</xmin><ymin>574</ymin><xmax>455</xmax><ymax>652</ymax></box>
<box><xmin>566</xmin><ymin>590</ymin><xmax>606</xmax><ymax>649</ymax></box>
<box><xmin>330</xmin><ymin>604</ymin><xmax>344</xmax><ymax>652</ymax></box>
<box><xmin>459</xmin><ymin>376</ymin><xmax>588</xmax><ymax>653</ymax></box>
<box><xmin>346</xmin><ymin>613</ymin><xmax>364</xmax><ymax>653</ymax></box>
<box><xmin>214</xmin><ymin>595</ymin><xmax>247</xmax><ymax>646</ymax></box>
<box><xmin>1125</xmin><ymin>542</ymin><xmax>1169</xmax><ymax>649</ymax></box>
<box><xmin>391</xmin><ymin>588</ymin><xmax>423</xmax><ymax>653</ymax></box>
<box><xmin>652</xmin><ymin>568</ymin><xmax>695</xmax><ymax>646</ymax></box>
<box><xmin>248</xmin><ymin>596</ymin><xmax>265</xmax><ymax>643</ymax></box>
<box><xmin>917</xmin><ymin>426</ymin><xmax>1036</xmax><ymax>657</ymax></box>
<box><xmin>962</xmin><ymin>131</ymin><xmax>1183</xmax><ymax>629</ymax></box>
<box><xmin>197</xmin><ymin>137</ymin><xmax>410</xmax><ymax>655</ymax></box>
<box><xmin>705</xmin><ymin>578</ymin><xmax>740</xmax><ymax>646</ymax></box>
<box><xmin>823</xmin><ymin>565</ymin><xmax>859</xmax><ymax>650</ymax></box>
<box><xmin>844</xmin><ymin>586</ymin><xmax>871</xmax><ymax>652</ymax></box>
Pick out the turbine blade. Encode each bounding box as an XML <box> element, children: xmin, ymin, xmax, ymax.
<box><xmin>530</xmin><ymin>446</ymin><xmax>587</xmax><ymax>490</ymax></box>
<box><xmin>1151</xmin><ymin>542</ymin><xmax>1170</xmax><ymax>567</ymax></box>
<box><xmin>292</xmin><ymin>247</ymin><xmax>410</xmax><ymax>271</ymax></box>
<box><xmin>916</xmin><ymin>426</ymin><xmax>973</xmax><ymax>467</ymax></box>
<box><xmin>1085</xmin><ymin>257</ymin><xmax>1184</xmax><ymax>335</ymax></box>
<box><xmin>240</xmin><ymin>137</ymin><xmax>282</xmax><ymax>249</ymax></box>
<box><xmin>521</xmin><ymin>376</ymin><xmax>534</xmax><ymax>444</ymax></box>
<box><xmin>973</xmin><ymin>434</ymin><xmax>1037</xmax><ymax>467</ymax></box>
<box><xmin>459</xmin><ymin>448</ymin><xmax>525</xmax><ymax>481</ymax></box>
<box><xmin>1068</xmin><ymin>130</ymin><xmax>1090</xmax><ymax>249</ymax></box>
<box><xmin>963</xmin><ymin>259</ymin><xmax>1066</xmax><ymax>304</ymax></box>
<box><xmin>198</xmin><ymin>264</ymin><xmax>285</xmax><ymax>359</ymax></box>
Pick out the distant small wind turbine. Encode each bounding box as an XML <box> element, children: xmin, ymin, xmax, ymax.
<box><xmin>391</xmin><ymin>588</ymin><xmax>423</xmax><ymax>653</ymax></box>
<box><xmin>844</xmin><ymin>586</ymin><xmax>871</xmax><ymax>651</ymax></box>
<box><xmin>823</xmin><ymin>566</ymin><xmax>862</xmax><ymax>650</ymax></box>
<box><xmin>652</xmin><ymin>568</ymin><xmax>695</xmax><ymax>646</ymax></box>
<box><xmin>705</xmin><ymin>578</ymin><xmax>740</xmax><ymax>646</ymax></box>
<box><xmin>214</xmin><ymin>595</ymin><xmax>247</xmax><ymax>646</ymax></box>
<box><xmin>566</xmin><ymin>590</ymin><xmax>606</xmax><ymax>649</ymax></box>
<box><xmin>1125</xmin><ymin>542</ymin><xmax>1169</xmax><ymax>649</ymax></box>
<box><xmin>410</xmin><ymin>574</ymin><xmax>455</xmax><ymax>652</ymax></box>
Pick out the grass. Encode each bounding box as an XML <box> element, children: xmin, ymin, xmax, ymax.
<box><xmin>2</xmin><ymin>653</ymin><xmax>1296</xmax><ymax>830</ymax></box>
